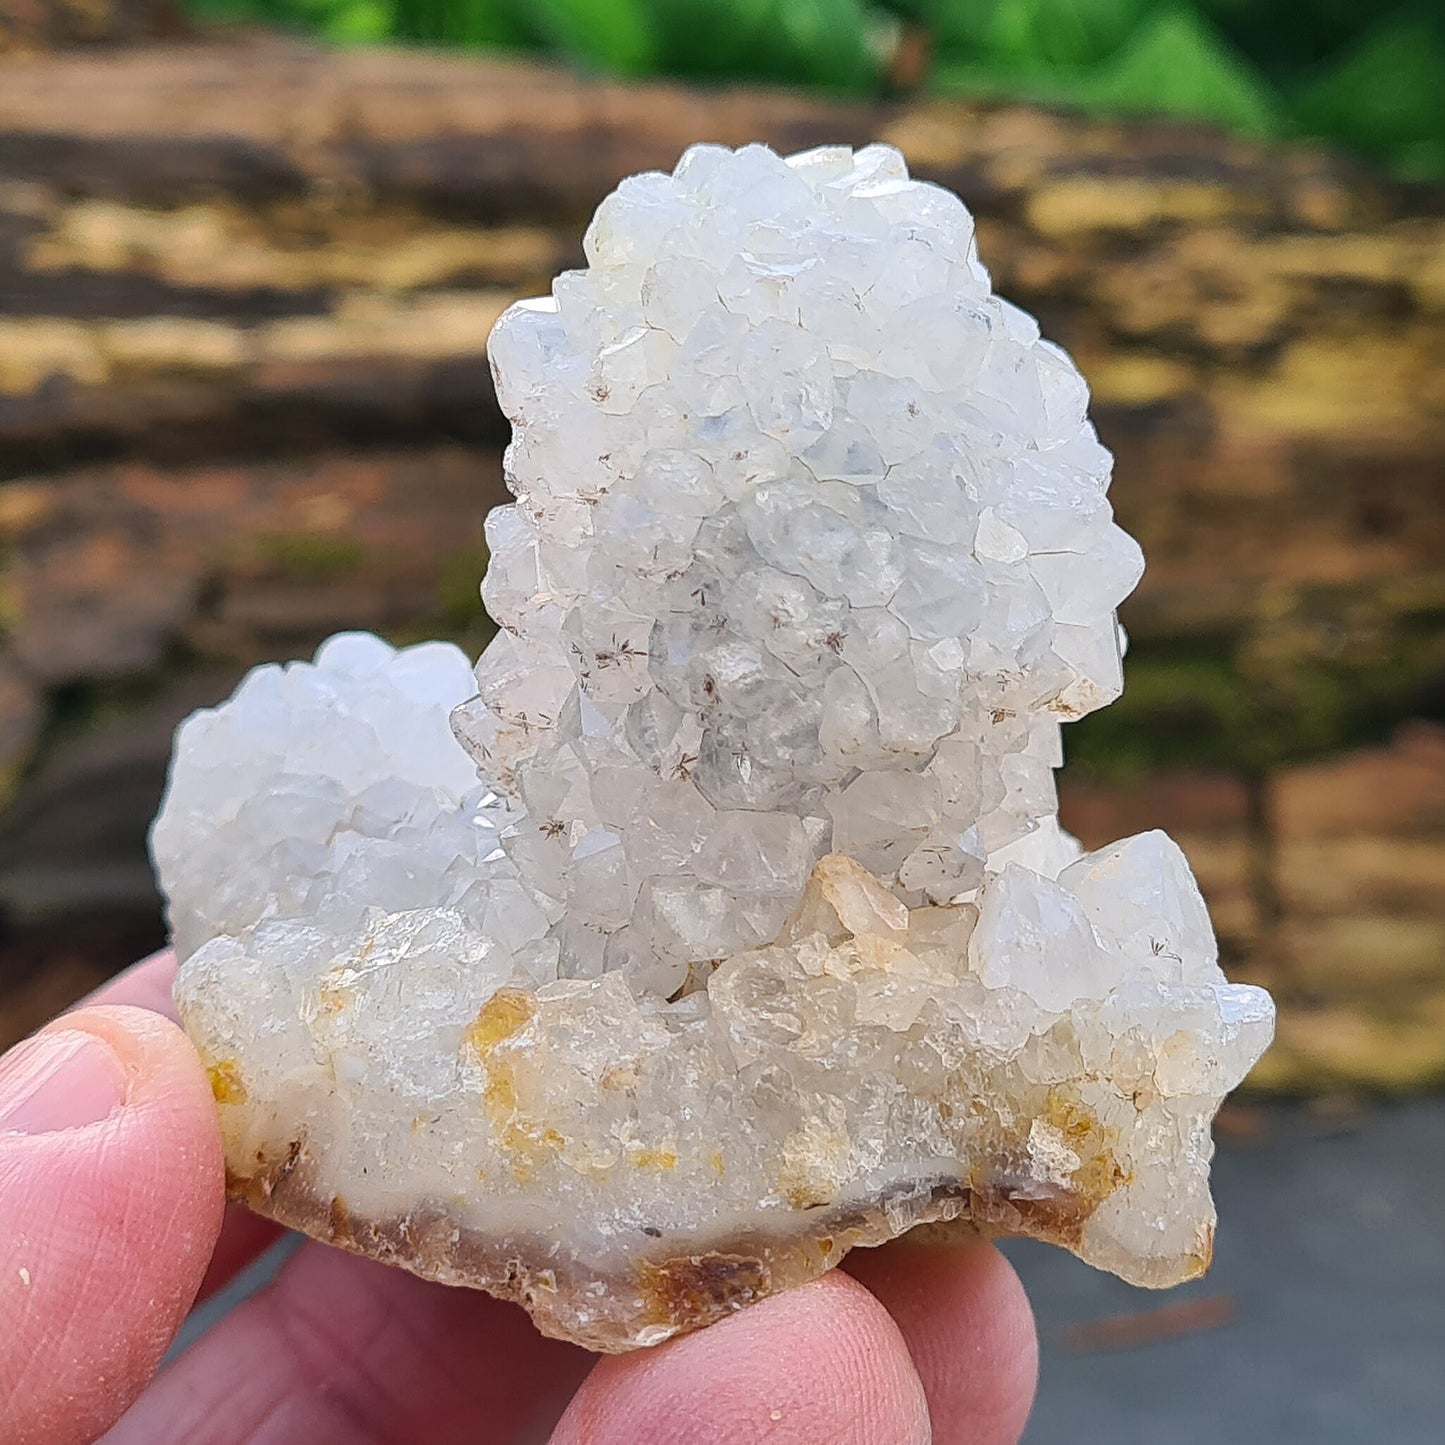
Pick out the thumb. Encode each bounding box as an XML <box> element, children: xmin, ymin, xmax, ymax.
<box><xmin>0</xmin><ymin>1005</ymin><xmax>225</xmax><ymax>1445</ymax></box>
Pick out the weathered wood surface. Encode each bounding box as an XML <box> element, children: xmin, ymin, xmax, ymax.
<box><xmin>0</xmin><ymin>38</ymin><xmax>1443</xmax><ymax>1085</ymax></box>
<box><xmin>0</xmin><ymin>0</ymin><xmax>178</xmax><ymax>51</ymax></box>
<box><xmin>1</xmin><ymin>40</ymin><xmax>1440</xmax><ymax>632</ymax></box>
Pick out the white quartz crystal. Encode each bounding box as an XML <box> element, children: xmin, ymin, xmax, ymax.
<box><xmin>154</xmin><ymin>143</ymin><xmax>1274</xmax><ymax>1351</ymax></box>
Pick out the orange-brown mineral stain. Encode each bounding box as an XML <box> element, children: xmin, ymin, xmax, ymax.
<box><xmin>1183</xmin><ymin>1219</ymin><xmax>1216</xmax><ymax>1278</ymax></box>
<box><xmin>329</xmin><ymin>1193</ymin><xmax>354</xmax><ymax>1244</ymax></box>
<box><xmin>465</xmin><ymin>989</ymin><xmax>548</xmax><ymax>1182</ymax></box>
<box><xmin>1044</xmin><ymin>1090</ymin><xmax>1132</xmax><ymax>1218</ymax></box>
<box><xmin>225</xmin><ymin>1135</ymin><xmax>305</xmax><ymax>1204</ymax></box>
<box><xmin>971</xmin><ymin>1089</ymin><xmax>1131</xmax><ymax>1249</ymax></box>
<box><xmin>207</xmin><ymin>1059</ymin><xmax>247</xmax><ymax>1105</ymax></box>
<box><xmin>465</xmin><ymin>988</ymin><xmax>536</xmax><ymax>1056</ymax></box>
<box><xmin>784</xmin><ymin>1180</ymin><xmax>833</xmax><ymax>1210</ymax></box>
<box><xmin>626</xmin><ymin>1145</ymin><xmax>679</xmax><ymax>1172</ymax></box>
<box><xmin>636</xmin><ymin>1251</ymin><xmax>773</xmax><ymax>1331</ymax></box>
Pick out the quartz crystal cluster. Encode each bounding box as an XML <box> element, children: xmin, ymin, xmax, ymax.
<box><xmin>154</xmin><ymin>142</ymin><xmax>1275</xmax><ymax>1351</ymax></box>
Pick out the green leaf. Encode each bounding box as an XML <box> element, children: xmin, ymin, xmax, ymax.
<box><xmin>1085</xmin><ymin>3</ymin><xmax>1279</xmax><ymax>136</ymax></box>
<box><xmin>322</xmin><ymin>0</ymin><xmax>394</xmax><ymax>41</ymax></box>
<box><xmin>389</xmin><ymin>0</ymin><xmax>533</xmax><ymax>46</ymax></box>
<box><xmin>773</xmin><ymin>0</ymin><xmax>888</xmax><ymax>89</ymax></box>
<box><xmin>996</xmin><ymin>0</ymin><xmax>1154</xmax><ymax>70</ymax></box>
<box><xmin>929</xmin><ymin>58</ymin><xmax>1092</xmax><ymax>108</ymax></box>
<box><xmin>650</xmin><ymin>0</ymin><xmax>883</xmax><ymax>92</ymax></box>
<box><xmin>1293</xmin><ymin>17</ymin><xmax>1445</xmax><ymax>173</ymax></box>
<box><xmin>1197</xmin><ymin>0</ymin><xmax>1391</xmax><ymax>70</ymax></box>
<box><xmin>922</xmin><ymin>0</ymin><xmax>1155</xmax><ymax>72</ymax></box>
<box><xmin>522</xmin><ymin>0</ymin><xmax>658</xmax><ymax>74</ymax></box>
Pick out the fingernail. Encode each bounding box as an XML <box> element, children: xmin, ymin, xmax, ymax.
<box><xmin>0</xmin><ymin>1029</ymin><xmax>128</xmax><ymax>1134</ymax></box>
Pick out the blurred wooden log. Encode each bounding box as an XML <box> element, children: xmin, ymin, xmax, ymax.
<box><xmin>0</xmin><ymin>0</ymin><xmax>179</xmax><ymax>51</ymax></box>
<box><xmin>0</xmin><ymin>446</ymin><xmax>500</xmax><ymax>688</ymax></box>
<box><xmin>0</xmin><ymin>38</ymin><xmax>1442</xmax><ymax>1079</ymax></box>
<box><xmin>0</xmin><ymin>39</ymin><xmax>1440</xmax><ymax>636</ymax></box>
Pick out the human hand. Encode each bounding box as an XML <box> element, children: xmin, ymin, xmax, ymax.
<box><xmin>1</xmin><ymin>952</ymin><xmax>1037</xmax><ymax>1443</ymax></box>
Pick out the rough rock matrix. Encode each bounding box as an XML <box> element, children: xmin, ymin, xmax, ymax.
<box><xmin>154</xmin><ymin>142</ymin><xmax>1275</xmax><ymax>1351</ymax></box>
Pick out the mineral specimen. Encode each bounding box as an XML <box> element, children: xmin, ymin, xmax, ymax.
<box><xmin>153</xmin><ymin>142</ymin><xmax>1275</xmax><ymax>1352</ymax></box>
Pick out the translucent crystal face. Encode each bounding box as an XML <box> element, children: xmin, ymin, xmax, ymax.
<box><xmin>153</xmin><ymin>144</ymin><xmax>1273</xmax><ymax>1353</ymax></box>
<box><xmin>452</xmin><ymin>141</ymin><xmax>1142</xmax><ymax>991</ymax></box>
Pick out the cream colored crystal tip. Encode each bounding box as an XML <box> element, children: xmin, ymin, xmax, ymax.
<box><xmin>153</xmin><ymin>142</ymin><xmax>1275</xmax><ymax>1352</ymax></box>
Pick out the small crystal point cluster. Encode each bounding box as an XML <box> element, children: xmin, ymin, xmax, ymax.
<box><xmin>154</xmin><ymin>143</ymin><xmax>1275</xmax><ymax>1351</ymax></box>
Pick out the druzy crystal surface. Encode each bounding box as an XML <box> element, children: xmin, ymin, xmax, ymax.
<box><xmin>154</xmin><ymin>142</ymin><xmax>1275</xmax><ymax>1351</ymax></box>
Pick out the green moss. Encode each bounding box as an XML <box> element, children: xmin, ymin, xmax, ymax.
<box><xmin>254</xmin><ymin>532</ymin><xmax>368</xmax><ymax>580</ymax></box>
<box><xmin>0</xmin><ymin>760</ymin><xmax>26</xmax><ymax>813</ymax></box>
<box><xmin>383</xmin><ymin>539</ymin><xmax>497</xmax><ymax>652</ymax></box>
<box><xmin>433</xmin><ymin>542</ymin><xmax>492</xmax><ymax>633</ymax></box>
<box><xmin>1066</xmin><ymin>622</ymin><xmax>1445</xmax><ymax>783</ymax></box>
<box><xmin>0</xmin><ymin>552</ymin><xmax>16</xmax><ymax>644</ymax></box>
<box><xmin>1064</xmin><ymin>649</ymin><xmax>1249</xmax><ymax>782</ymax></box>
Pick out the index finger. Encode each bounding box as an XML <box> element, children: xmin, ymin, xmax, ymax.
<box><xmin>846</xmin><ymin>1239</ymin><xmax>1037</xmax><ymax>1445</ymax></box>
<box><xmin>551</xmin><ymin>1269</ymin><xmax>929</xmax><ymax>1444</ymax></box>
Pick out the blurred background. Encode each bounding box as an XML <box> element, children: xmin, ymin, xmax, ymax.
<box><xmin>1</xmin><ymin>1</ymin><xmax>1442</xmax><ymax>1438</ymax></box>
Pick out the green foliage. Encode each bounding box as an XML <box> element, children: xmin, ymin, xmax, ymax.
<box><xmin>649</xmin><ymin>0</ymin><xmax>883</xmax><ymax>90</ymax></box>
<box><xmin>1084</xmin><ymin>5</ymin><xmax>1278</xmax><ymax>137</ymax></box>
<box><xmin>182</xmin><ymin>0</ymin><xmax>1445</xmax><ymax>179</ymax></box>
<box><xmin>924</xmin><ymin>0</ymin><xmax>1155</xmax><ymax>75</ymax></box>
<box><xmin>525</xmin><ymin>0</ymin><xmax>658</xmax><ymax>75</ymax></box>
<box><xmin>1292</xmin><ymin>16</ymin><xmax>1445</xmax><ymax>179</ymax></box>
<box><xmin>1198</xmin><ymin>0</ymin><xmax>1397</xmax><ymax>70</ymax></box>
<box><xmin>929</xmin><ymin>0</ymin><xmax>1279</xmax><ymax>139</ymax></box>
<box><xmin>388</xmin><ymin>0</ymin><xmax>527</xmax><ymax>46</ymax></box>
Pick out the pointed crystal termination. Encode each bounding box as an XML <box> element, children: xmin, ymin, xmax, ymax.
<box><xmin>153</xmin><ymin>142</ymin><xmax>1274</xmax><ymax>1351</ymax></box>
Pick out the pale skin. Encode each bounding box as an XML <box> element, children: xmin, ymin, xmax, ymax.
<box><xmin>0</xmin><ymin>952</ymin><xmax>1038</xmax><ymax>1444</ymax></box>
